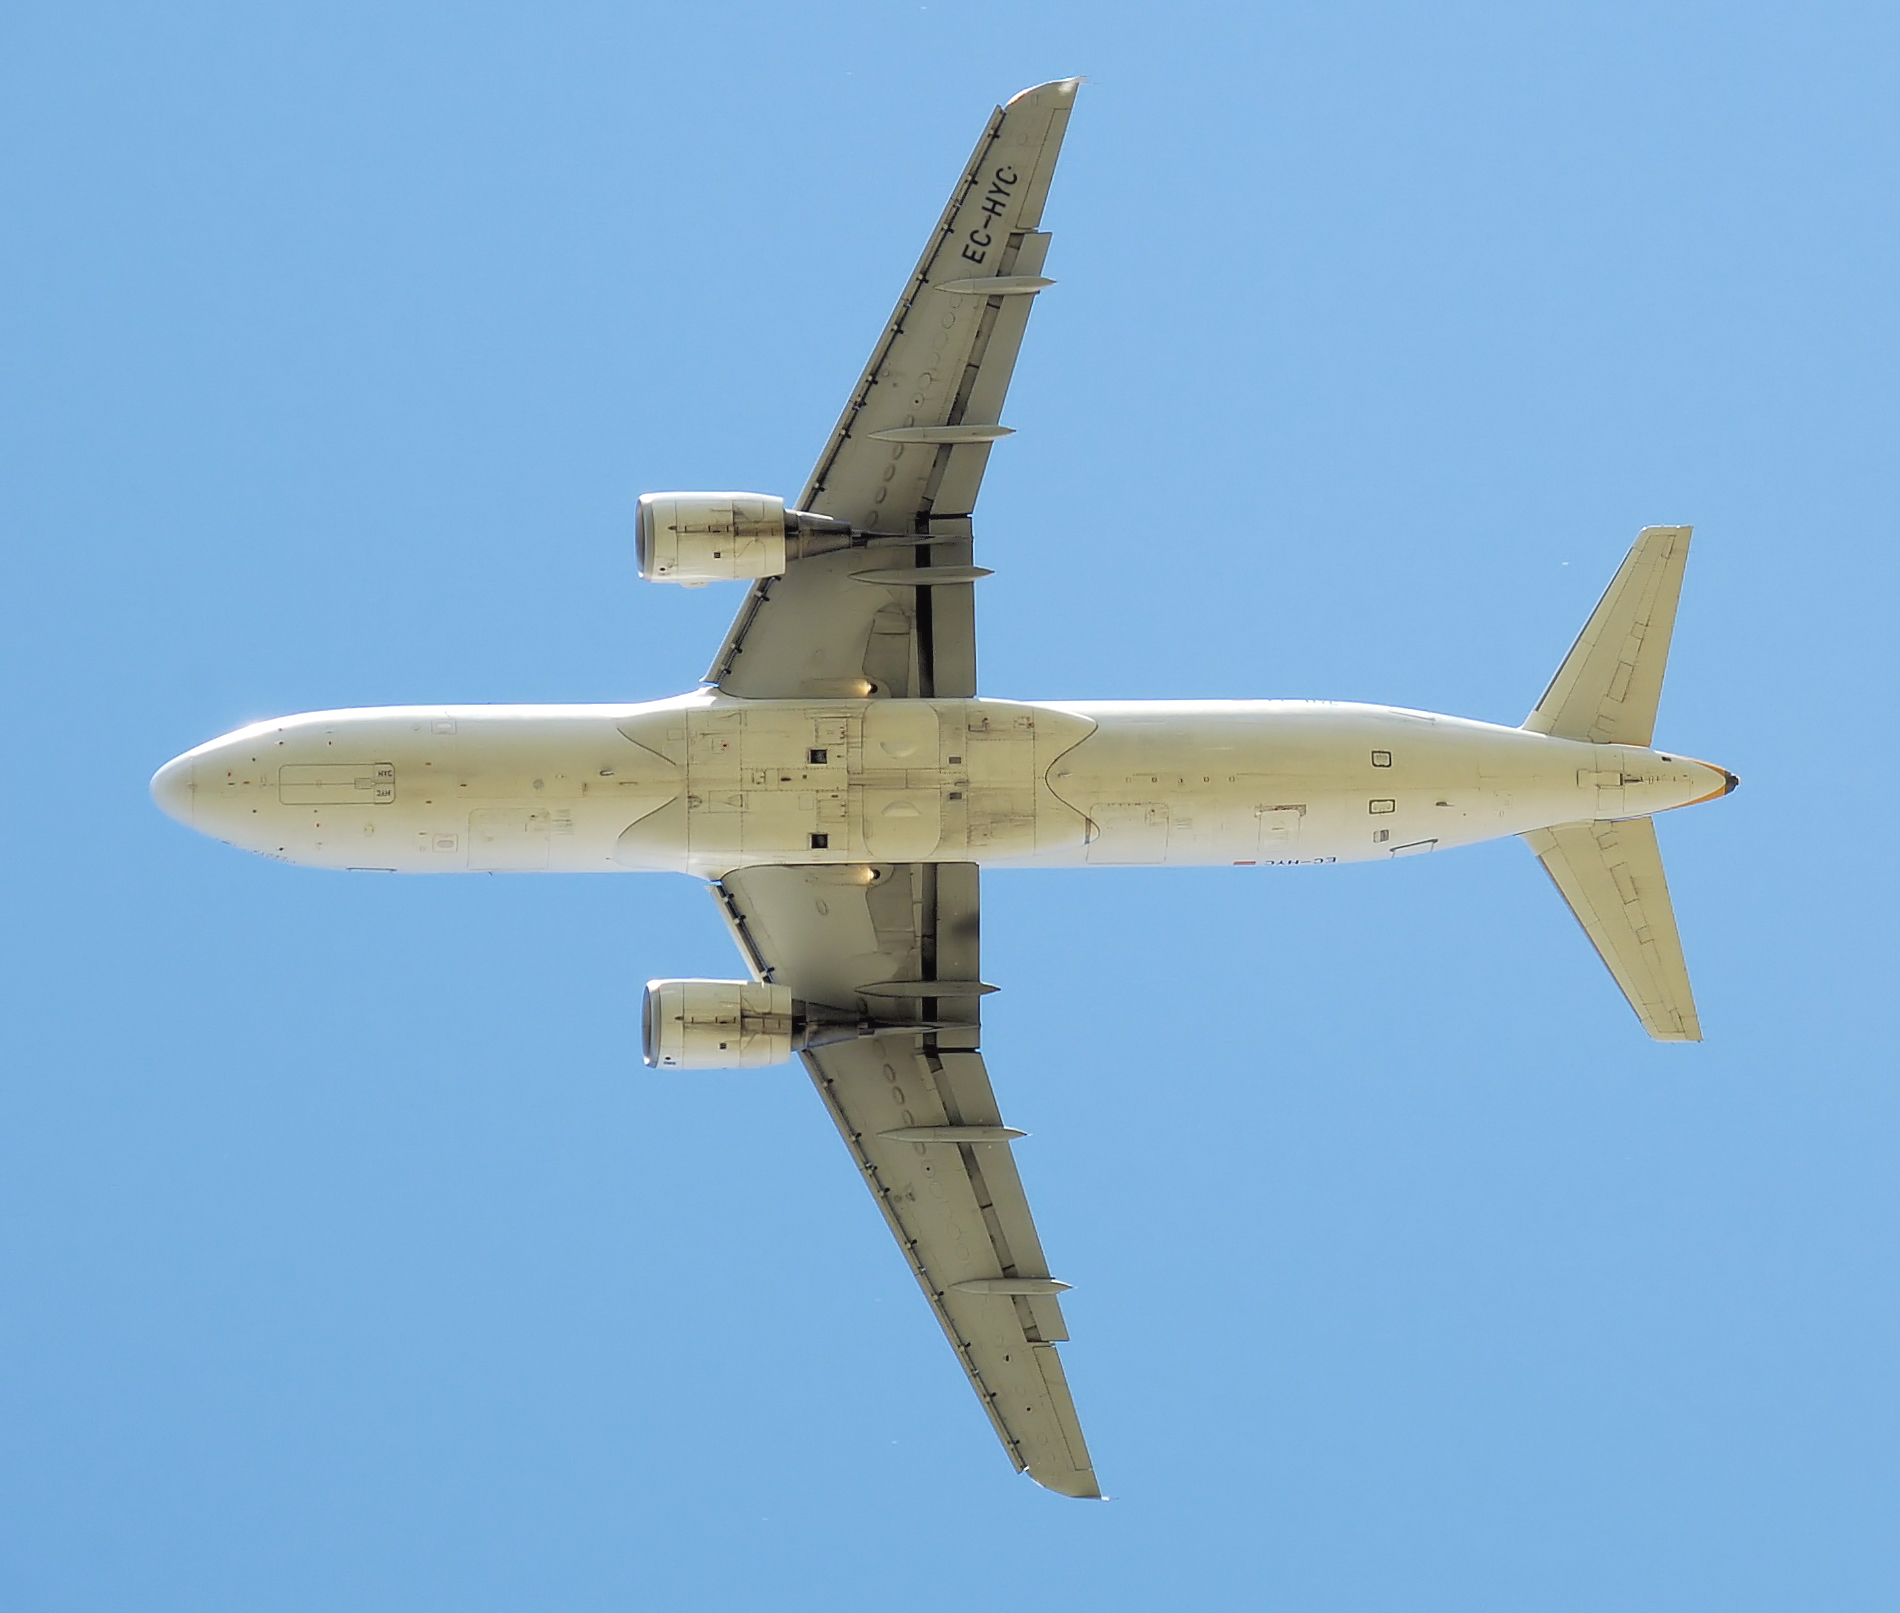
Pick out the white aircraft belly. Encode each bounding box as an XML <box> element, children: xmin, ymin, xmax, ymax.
<box><xmin>1039</xmin><ymin>701</ymin><xmax>1602</xmax><ymax>868</ymax></box>
<box><xmin>162</xmin><ymin>693</ymin><xmax>1722</xmax><ymax>876</ymax></box>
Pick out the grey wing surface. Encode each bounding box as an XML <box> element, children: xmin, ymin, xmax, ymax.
<box><xmin>713</xmin><ymin>861</ymin><xmax>1099</xmax><ymax>1498</ymax></box>
<box><xmin>707</xmin><ymin>79</ymin><xmax>1079</xmax><ymax>701</ymax></box>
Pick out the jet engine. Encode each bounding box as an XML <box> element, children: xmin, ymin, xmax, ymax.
<box><xmin>636</xmin><ymin>492</ymin><xmax>855</xmax><ymax>585</ymax></box>
<box><xmin>643</xmin><ymin>979</ymin><xmax>797</xmax><ymax>1067</ymax></box>
<box><xmin>641</xmin><ymin>978</ymin><xmax>958</xmax><ymax>1068</ymax></box>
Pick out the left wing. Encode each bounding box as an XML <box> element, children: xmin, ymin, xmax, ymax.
<box><xmin>712</xmin><ymin>860</ymin><xmax>1100</xmax><ymax>1497</ymax></box>
<box><xmin>706</xmin><ymin>79</ymin><xmax>1080</xmax><ymax>700</ymax></box>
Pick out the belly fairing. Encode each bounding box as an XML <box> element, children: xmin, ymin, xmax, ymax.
<box><xmin>617</xmin><ymin>696</ymin><xmax>1097</xmax><ymax>875</ymax></box>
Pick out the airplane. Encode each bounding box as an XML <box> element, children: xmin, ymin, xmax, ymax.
<box><xmin>151</xmin><ymin>79</ymin><xmax>1737</xmax><ymax>1499</ymax></box>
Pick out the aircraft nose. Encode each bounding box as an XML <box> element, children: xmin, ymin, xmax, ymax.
<box><xmin>1723</xmin><ymin>770</ymin><xmax>1740</xmax><ymax>795</ymax></box>
<box><xmin>151</xmin><ymin>754</ymin><xmax>195</xmax><ymax>827</ymax></box>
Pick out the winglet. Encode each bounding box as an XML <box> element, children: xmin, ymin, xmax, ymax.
<box><xmin>1525</xmin><ymin>526</ymin><xmax>1692</xmax><ymax>746</ymax></box>
<box><xmin>1523</xmin><ymin>817</ymin><xmax>1701</xmax><ymax>1041</ymax></box>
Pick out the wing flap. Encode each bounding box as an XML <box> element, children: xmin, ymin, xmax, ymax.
<box><xmin>918</xmin><ymin>230</ymin><xmax>1053</xmax><ymax>520</ymax></box>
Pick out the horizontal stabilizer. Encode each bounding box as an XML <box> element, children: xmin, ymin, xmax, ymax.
<box><xmin>1523</xmin><ymin>817</ymin><xmax>1701</xmax><ymax>1042</ymax></box>
<box><xmin>1525</xmin><ymin>526</ymin><xmax>1691</xmax><ymax>745</ymax></box>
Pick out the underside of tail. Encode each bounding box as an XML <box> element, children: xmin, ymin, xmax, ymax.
<box><xmin>1522</xmin><ymin>525</ymin><xmax>1704</xmax><ymax>1041</ymax></box>
<box><xmin>1523</xmin><ymin>818</ymin><xmax>1701</xmax><ymax>1041</ymax></box>
<box><xmin>1525</xmin><ymin>525</ymin><xmax>1691</xmax><ymax>745</ymax></box>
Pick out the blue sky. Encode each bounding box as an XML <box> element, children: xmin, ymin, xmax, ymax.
<box><xmin>5</xmin><ymin>3</ymin><xmax>1897</xmax><ymax>1608</ymax></box>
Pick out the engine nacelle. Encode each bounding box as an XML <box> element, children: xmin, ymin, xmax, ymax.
<box><xmin>636</xmin><ymin>493</ymin><xmax>786</xmax><ymax>585</ymax></box>
<box><xmin>636</xmin><ymin>492</ymin><xmax>857</xmax><ymax>585</ymax></box>
<box><xmin>642</xmin><ymin>979</ymin><xmax>796</xmax><ymax>1068</ymax></box>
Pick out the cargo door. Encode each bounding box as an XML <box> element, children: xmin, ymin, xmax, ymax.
<box><xmin>1255</xmin><ymin>804</ymin><xmax>1305</xmax><ymax>859</ymax></box>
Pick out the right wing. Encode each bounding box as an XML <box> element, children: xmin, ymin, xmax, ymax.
<box><xmin>706</xmin><ymin>79</ymin><xmax>1080</xmax><ymax>700</ymax></box>
<box><xmin>712</xmin><ymin>860</ymin><xmax>1100</xmax><ymax>1497</ymax></box>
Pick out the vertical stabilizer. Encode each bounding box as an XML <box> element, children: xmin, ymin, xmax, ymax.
<box><xmin>1523</xmin><ymin>817</ymin><xmax>1701</xmax><ymax>1041</ymax></box>
<box><xmin>1525</xmin><ymin>526</ymin><xmax>1691</xmax><ymax>745</ymax></box>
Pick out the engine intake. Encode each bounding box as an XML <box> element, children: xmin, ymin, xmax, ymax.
<box><xmin>636</xmin><ymin>492</ymin><xmax>854</xmax><ymax>585</ymax></box>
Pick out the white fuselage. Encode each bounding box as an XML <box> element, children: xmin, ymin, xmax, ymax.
<box><xmin>151</xmin><ymin>693</ymin><xmax>1730</xmax><ymax>875</ymax></box>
